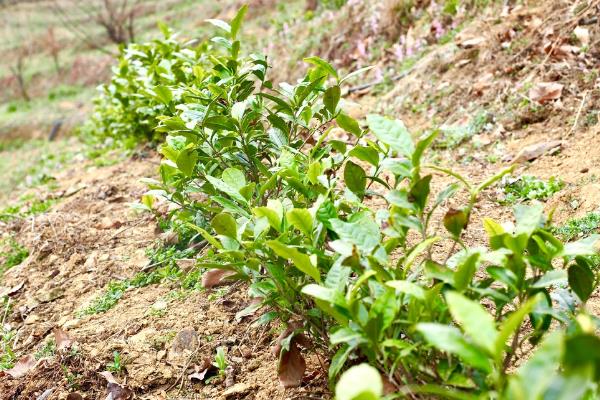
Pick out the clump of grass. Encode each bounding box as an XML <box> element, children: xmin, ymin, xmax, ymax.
<box><xmin>500</xmin><ymin>175</ymin><xmax>564</xmax><ymax>204</ymax></box>
<box><xmin>435</xmin><ymin>111</ymin><xmax>490</xmax><ymax>149</ymax></box>
<box><xmin>553</xmin><ymin>212</ymin><xmax>600</xmax><ymax>242</ymax></box>
<box><xmin>0</xmin><ymin>236</ymin><xmax>29</xmax><ymax>277</ymax></box>
<box><xmin>78</xmin><ymin>245</ymin><xmax>196</xmax><ymax>315</ymax></box>
<box><xmin>35</xmin><ymin>338</ymin><xmax>56</xmax><ymax>360</ymax></box>
<box><xmin>0</xmin><ymin>196</ymin><xmax>57</xmax><ymax>223</ymax></box>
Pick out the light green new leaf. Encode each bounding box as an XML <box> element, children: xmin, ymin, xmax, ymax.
<box><xmin>367</xmin><ymin>114</ymin><xmax>414</xmax><ymax>157</ymax></box>
<box><xmin>267</xmin><ymin>241</ymin><xmax>321</xmax><ymax>283</ymax></box>
<box><xmin>254</xmin><ymin>207</ymin><xmax>282</xmax><ymax>232</ymax></box>
<box><xmin>206</xmin><ymin>19</ymin><xmax>231</xmax><ymax>34</ymax></box>
<box><xmin>286</xmin><ymin>208</ymin><xmax>313</xmax><ymax>237</ymax></box>
<box><xmin>230</xmin><ymin>4</ymin><xmax>247</xmax><ymax>40</ymax></box>
<box><xmin>222</xmin><ymin>168</ymin><xmax>246</xmax><ymax>191</ymax></box>
<box><xmin>386</xmin><ymin>280</ymin><xmax>425</xmax><ymax>300</ymax></box>
<box><xmin>495</xmin><ymin>293</ymin><xmax>542</xmax><ymax>361</ymax></box>
<box><xmin>416</xmin><ymin>323</ymin><xmax>492</xmax><ymax>372</ymax></box>
<box><xmin>211</xmin><ymin>213</ymin><xmax>237</xmax><ymax>239</ymax></box>
<box><xmin>176</xmin><ymin>148</ymin><xmax>197</xmax><ymax>177</ymax></box>
<box><xmin>445</xmin><ymin>292</ymin><xmax>498</xmax><ymax>355</ymax></box>
<box><xmin>335</xmin><ymin>364</ymin><xmax>382</xmax><ymax>400</ymax></box>
<box><xmin>304</xmin><ymin>56</ymin><xmax>338</xmax><ymax>79</ymax></box>
<box><xmin>154</xmin><ymin>85</ymin><xmax>172</xmax><ymax>104</ymax></box>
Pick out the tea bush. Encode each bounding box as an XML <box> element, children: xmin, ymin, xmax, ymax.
<box><xmin>87</xmin><ymin>6</ymin><xmax>600</xmax><ymax>398</ymax></box>
<box><xmin>81</xmin><ymin>23</ymin><xmax>209</xmax><ymax>143</ymax></box>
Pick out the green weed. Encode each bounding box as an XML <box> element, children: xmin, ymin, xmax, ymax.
<box><xmin>553</xmin><ymin>212</ymin><xmax>600</xmax><ymax>242</ymax></box>
<box><xmin>0</xmin><ymin>236</ymin><xmax>29</xmax><ymax>277</ymax></box>
<box><xmin>501</xmin><ymin>175</ymin><xmax>564</xmax><ymax>204</ymax></box>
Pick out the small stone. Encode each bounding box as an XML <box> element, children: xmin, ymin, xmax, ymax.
<box><xmin>223</xmin><ymin>383</ymin><xmax>251</xmax><ymax>398</ymax></box>
<box><xmin>581</xmin><ymin>167</ymin><xmax>589</xmax><ymax>173</ymax></box>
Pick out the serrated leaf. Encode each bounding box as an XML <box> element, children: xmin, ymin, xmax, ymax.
<box><xmin>445</xmin><ymin>291</ymin><xmax>498</xmax><ymax>355</ymax></box>
<box><xmin>211</xmin><ymin>213</ymin><xmax>237</xmax><ymax>238</ymax></box>
<box><xmin>416</xmin><ymin>323</ymin><xmax>492</xmax><ymax>372</ymax></box>
<box><xmin>324</xmin><ymin>85</ymin><xmax>341</xmax><ymax>115</ymax></box>
<box><xmin>267</xmin><ymin>241</ymin><xmax>321</xmax><ymax>283</ymax></box>
<box><xmin>344</xmin><ymin>161</ymin><xmax>366</xmax><ymax>197</ymax></box>
<box><xmin>367</xmin><ymin>114</ymin><xmax>414</xmax><ymax>157</ymax></box>
<box><xmin>349</xmin><ymin>146</ymin><xmax>379</xmax><ymax>167</ymax></box>
<box><xmin>286</xmin><ymin>208</ymin><xmax>313</xmax><ymax>237</ymax></box>
<box><xmin>336</xmin><ymin>113</ymin><xmax>361</xmax><ymax>137</ymax></box>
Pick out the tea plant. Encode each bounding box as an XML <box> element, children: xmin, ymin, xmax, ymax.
<box><xmin>500</xmin><ymin>174</ymin><xmax>564</xmax><ymax>204</ymax></box>
<box><xmin>85</xmin><ymin>6</ymin><xmax>600</xmax><ymax>397</ymax></box>
<box><xmin>81</xmin><ymin>23</ymin><xmax>208</xmax><ymax>143</ymax></box>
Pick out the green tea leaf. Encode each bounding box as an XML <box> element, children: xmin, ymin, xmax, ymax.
<box><xmin>568</xmin><ymin>261</ymin><xmax>595</xmax><ymax>302</ymax></box>
<box><xmin>211</xmin><ymin>213</ymin><xmax>237</xmax><ymax>239</ymax></box>
<box><xmin>367</xmin><ymin>114</ymin><xmax>414</xmax><ymax>157</ymax></box>
<box><xmin>344</xmin><ymin>161</ymin><xmax>366</xmax><ymax>197</ymax></box>
<box><xmin>336</xmin><ymin>113</ymin><xmax>362</xmax><ymax>137</ymax></box>
<box><xmin>286</xmin><ymin>208</ymin><xmax>313</xmax><ymax>237</ymax></box>
<box><xmin>230</xmin><ymin>4</ymin><xmax>248</xmax><ymax>40</ymax></box>
<box><xmin>417</xmin><ymin>323</ymin><xmax>492</xmax><ymax>372</ymax></box>
<box><xmin>267</xmin><ymin>241</ymin><xmax>321</xmax><ymax>283</ymax></box>
<box><xmin>324</xmin><ymin>85</ymin><xmax>341</xmax><ymax>115</ymax></box>
<box><xmin>348</xmin><ymin>146</ymin><xmax>379</xmax><ymax>167</ymax></box>
<box><xmin>445</xmin><ymin>291</ymin><xmax>497</xmax><ymax>355</ymax></box>
<box><xmin>304</xmin><ymin>56</ymin><xmax>338</xmax><ymax>79</ymax></box>
<box><xmin>335</xmin><ymin>364</ymin><xmax>382</xmax><ymax>400</ymax></box>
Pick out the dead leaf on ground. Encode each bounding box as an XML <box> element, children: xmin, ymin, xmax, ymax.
<box><xmin>202</xmin><ymin>269</ymin><xmax>235</xmax><ymax>288</ymax></box>
<box><xmin>278</xmin><ymin>340</ymin><xmax>306</xmax><ymax>388</ymax></box>
<box><xmin>0</xmin><ymin>280</ymin><xmax>25</xmax><ymax>297</ymax></box>
<box><xmin>4</xmin><ymin>354</ymin><xmax>36</xmax><ymax>378</ymax></box>
<box><xmin>529</xmin><ymin>82</ymin><xmax>563</xmax><ymax>103</ymax></box>
<box><xmin>99</xmin><ymin>371</ymin><xmax>134</xmax><ymax>400</ymax></box>
<box><xmin>66</xmin><ymin>393</ymin><xmax>83</xmax><ymax>400</ymax></box>
<box><xmin>53</xmin><ymin>327</ymin><xmax>74</xmax><ymax>350</ymax></box>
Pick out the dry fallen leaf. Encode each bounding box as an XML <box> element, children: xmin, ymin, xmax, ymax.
<box><xmin>53</xmin><ymin>327</ymin><xmax>74</xmax><ymax>350</ymax></box>
<box><xmin>278</xmin><ymin>340</ymin><xmax>306</xmax><ymax>388</ymax></box>
<box><xmin>201</xmin><ymin>269</ymin><xmax>235</xmax><ymax>288</ymax></box>
<box><xmin>5</xmin><ymin>354</ymin><xmax>36</xmax><ymax>378</ymax></box>
<box><xmin>529</xmin><ymin>82</ymin><xmax>563</xmax><ymax>103</ymax></box>
<box><xmin>99</xmin><ymin>371</ymin><xmax>134</xmax><ymax>400</ymax></box>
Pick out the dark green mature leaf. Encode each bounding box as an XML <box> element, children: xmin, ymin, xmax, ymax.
<box><xmin>445</xmin><ymin>292</ymin><xmax>497</xmax><ymax>355</ymax></box>
<box><xmin>416</xmin><ymin>323</ymin><xmax>492</xmax><ymax>372</ymax></box>
<box><xmin>367</xmin><ymin>114</ymin><xmax>414</xmax><ymax>157</ymax></box>
<box><xmin>211</xmin><ymin>213</ymin><xmax>237</xmax><ymax>238</ymax></box>
<box><xmin>344</xmin><ymin>161</ymin><xmax>366</xmax><ymax>197</ymax></box>
<box><xmin>568</xmin><ymin>260</ymin><xmax>595</xmax><ymax>302</ymax></box>
<box><xmin>336</xmin><ymin>113</ymin><xmax>362</xmax><ymax>137</ymax></box>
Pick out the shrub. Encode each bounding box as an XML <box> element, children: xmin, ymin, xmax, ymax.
<box><xmin>87</xmin><ymin>6</ymin><xmax>600</xmax><ymax>397</ymax></box>
<box><xmin>81</xmin><ymin>23</ymin><xmax>209</xmax><ymax>143</ymax></box>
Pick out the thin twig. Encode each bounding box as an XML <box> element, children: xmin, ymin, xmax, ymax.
<box><xmin>565</xmin><ymin>90</ymin><xmax>588</xmax><ymax>138</ymax></box>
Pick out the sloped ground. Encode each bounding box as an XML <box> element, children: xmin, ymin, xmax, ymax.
<box><xmin>1</xmin><ymin>0</ymin><xmax>600</xmax><ymax>399</ymax></box>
